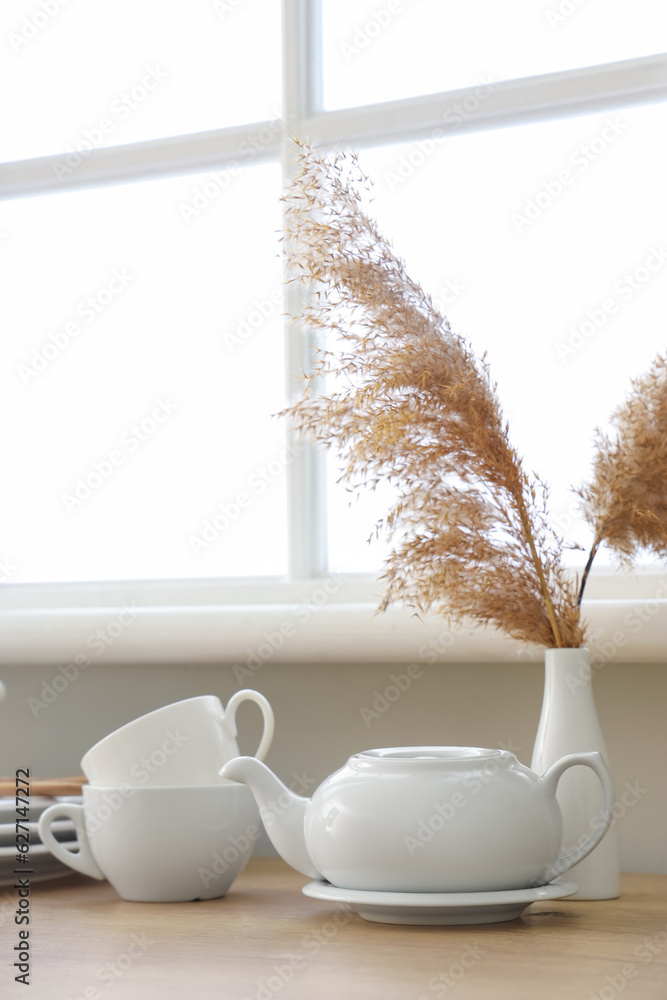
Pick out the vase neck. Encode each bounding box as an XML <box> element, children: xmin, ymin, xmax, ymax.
<box><xmin>542</xmin><ymin>647</ymin><xmax>601</xmax><ymax>721</ymax></box>
<box><xmin>545</xmin><ymin>647</ymin><xmax>590</xmax><ymax>669</ymax></box>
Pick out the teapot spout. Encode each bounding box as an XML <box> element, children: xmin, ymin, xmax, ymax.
<box><xmin>220</xmin><ymin>756</ymin><xmax>321</xmax><ymax>879</ymax></box>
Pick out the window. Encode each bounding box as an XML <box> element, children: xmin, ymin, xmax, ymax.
<box><xmin>322</xmin><ymin>0</ymin><xmax>665</xmax><ymax>108</ymax></box>
<box><xmin>330</xmin><ymin>100</ymin><xmax>667</xmax><ymax>573</ymax></box>
<box><xmin>1</xmin><ymin>1</ymin><xmax>666</xmax><ymax>665</ymax></box>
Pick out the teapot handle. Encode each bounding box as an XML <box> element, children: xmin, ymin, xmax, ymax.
<box><xmin>538</xmin><ymin>751</ymin><xmax>614</xmax><ymax>883</ymax></box>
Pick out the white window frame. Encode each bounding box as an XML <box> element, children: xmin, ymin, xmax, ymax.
<box><xmin>1</xmin><ymin>1</ymin><xmax>666</xmax><ymax>667</ymax></box>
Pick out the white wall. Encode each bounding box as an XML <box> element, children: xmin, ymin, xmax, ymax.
<box><xmin>1</xmin><ymin>659</ymin><xmax>664</xmax><ymax>873</ymax></box>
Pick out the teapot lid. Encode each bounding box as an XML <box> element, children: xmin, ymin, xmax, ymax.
<box><xmin>353</xmin><ymin>747</ymin><xmax>507</xmax><ymax>768</ymax></box>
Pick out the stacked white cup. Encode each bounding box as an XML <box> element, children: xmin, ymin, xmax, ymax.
<box><xmin>38</xmin><ymin>691</ymin><xmax>274</xmax><ymax>902</ymax></box>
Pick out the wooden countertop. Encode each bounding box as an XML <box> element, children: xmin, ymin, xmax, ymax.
<box><xmin>17</xmin><ymin>862</ymin><xmax>667</xmax><ymax>999</ymax></box>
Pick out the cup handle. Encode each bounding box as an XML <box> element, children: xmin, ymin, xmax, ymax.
<box><xmin>538</xmin><ymin>751</ymin><xmax>614</xmax><ymax>882</ymax></box>
<box><xmin>37</xmin><ymin>803</ymin><xmax>105</xmax><ymax>880</ymax></box>
<box><xmin>223</xmin><ymin>689</ymin><xmax>275</xmax><ymax>761</ymax></box>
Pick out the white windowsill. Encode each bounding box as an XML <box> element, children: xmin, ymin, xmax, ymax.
<box><xmin>1</xmin><ymin>570</ymin><xmax>665</xmax><ymax>667</ymax></box>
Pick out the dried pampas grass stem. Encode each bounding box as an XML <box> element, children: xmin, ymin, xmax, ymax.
<box><xmin>281</xmin><ymin>141</ymin><xmax>585</xmax><ymax>648</ymax></box>
<box><xmin>579</xmin><ymin>353</ymin><xmax>667</xmax><ymax>602</ymax></box>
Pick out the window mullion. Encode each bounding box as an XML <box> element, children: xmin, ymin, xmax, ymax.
<box><xmin>0</xmin><ymin>120</ymin><xmax>281</xmax><ymax>202</ymax></box>
<box><xmin>302</xmin><ymin>52</ymin><xmax>667</xmax><ymax>148</ymax></box>
<box><xmin>281</xmin><ymin>0</ymin><xmax>328</xmax><ymax>580</ymax></box>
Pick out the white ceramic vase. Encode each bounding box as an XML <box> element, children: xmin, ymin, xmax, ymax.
<box><xmin>531</xmin><ymin>647</ymin><xmax>620</xmax><ymax>899</ymax></box>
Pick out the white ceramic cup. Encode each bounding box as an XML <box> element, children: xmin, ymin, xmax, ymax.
<box><xmin>80</xmin><ymin>691</ymin><xmax>274</xmax><ymax>787</ymax></box>
<box><xmin>38</xmin><ymin>784</ymin><xmax>260</xmax><ymax>901</ymax></box>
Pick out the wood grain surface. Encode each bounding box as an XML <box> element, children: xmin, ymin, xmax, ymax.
<box><xmin>11</xmin><ymin>862</ymin><xmax>667</xmax><ymax>1000</ymax></box>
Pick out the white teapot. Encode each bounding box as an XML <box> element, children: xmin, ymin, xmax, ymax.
<box><xmin>220</xmin><ymin>746</ymin><xmax>614</xmax><ymax>892</ymax></box>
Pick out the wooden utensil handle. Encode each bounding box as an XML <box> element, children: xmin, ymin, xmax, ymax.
<box><xmin>0</xmin><ymin>776</ymin><xmax>86</xmax><ymax>797</ymax></box>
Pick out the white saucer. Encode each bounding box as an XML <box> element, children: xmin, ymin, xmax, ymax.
<box><xmin>302</xmin><ymin>880</ymin><xmax>578</xmax><ymax>925</ymax></box>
